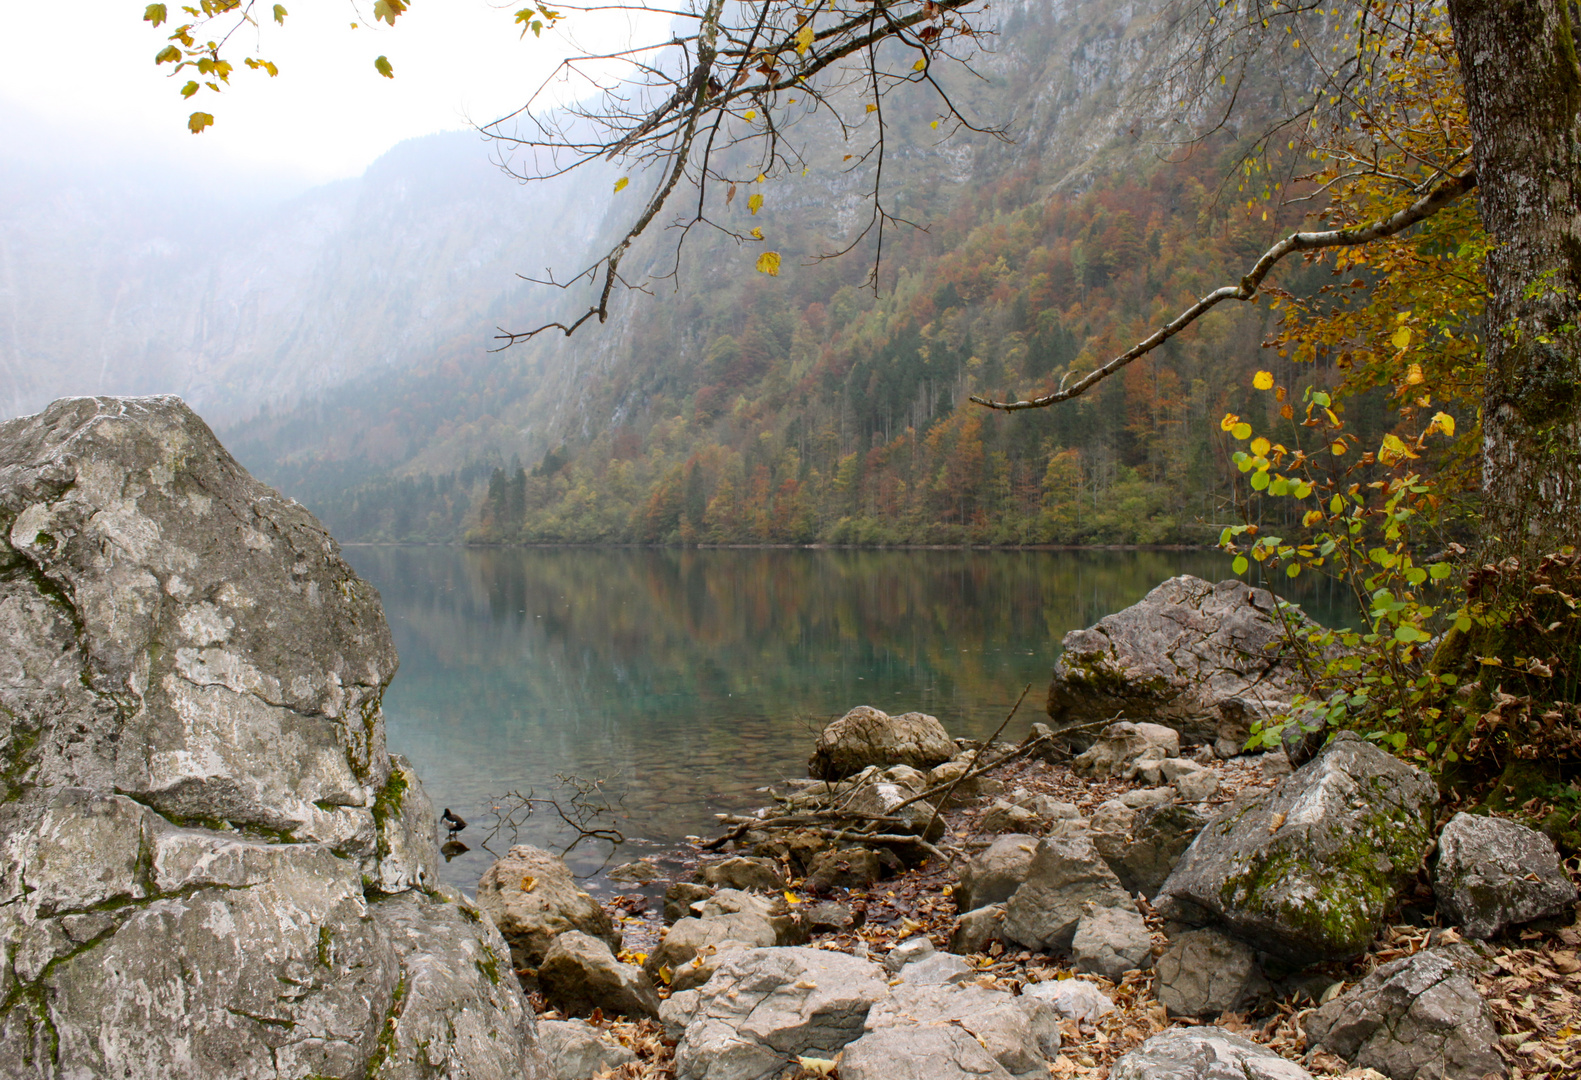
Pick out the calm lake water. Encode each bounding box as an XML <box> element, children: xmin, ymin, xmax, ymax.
<box><xmin>341</xmin><ymin>547</ymin><xmax>1348</xmax><ymax>894</ymax></box>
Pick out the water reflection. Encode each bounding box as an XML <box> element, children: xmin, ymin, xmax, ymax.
<box><xmin>342</xmin><ymin>547</ymin><xmax>1348</xmax><ymax>893</ymax></box>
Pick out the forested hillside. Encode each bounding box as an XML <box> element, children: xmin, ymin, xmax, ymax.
<box><xmin>214</xmin><ymin>0</ymin><xmax>1404</xmax><ymax>546</ymax></box>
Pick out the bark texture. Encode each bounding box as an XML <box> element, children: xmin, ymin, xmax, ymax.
<box><xmin>1447</xmin><ymin>0</ymin><xmax>1581</xmax><ymax>546</ymax></box>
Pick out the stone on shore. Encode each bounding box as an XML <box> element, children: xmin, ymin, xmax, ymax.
<box><xmin>1046</xmin><ymin>576</ymin><xmax>1321</xmax><ymax>755</ymax></box>
<box><xmin>957</xmin><ymin>834</ymin><xmax>1040</xmax><ymax>911</ymax></box>
<box><xmin>475</xmin><ymin>845</ymin><xmax>621</xmax><ymax>971</ymax></box>
<box><xmin>950</xmin><ymin>903</ymin><xmax>1007</xmax><ymax>955</ymax></box>
<box><xmin>1071</xmin><ymin>722</ymin><xmax>1182</xmax><ymax>780</ymax></box>
<box><xmin>537</xmin><ymin>930</ymin><xmax>661</xmax><ymax>1020</ymax></box>
<box><xmin>1110</xmin><ymin>1027</ymin><xmax>1313</xmax><ymax>1080</ymax></box>
<box><xmin>537</xmin><ymin>1019</ymin><xmax>638</xmax><ymax>1080</ymax></box>
<box><xmin>1070</xmin><ymin>906</ymin><xmax>1153</xmax><ymax>980</ymax></box>
<box><xmin>1434</xmin><ymin>812</ymin><xmax>1577</xmax><ymax>939</ymax></box>
<box><xmin>1303</xmin><ymin>945</ymin><xmax>1507</xmax><ymax>1080</ymax></box>
<box><xmin>864</xmin><ymin>981</ymin><xmax>1061</xmax><ymax>1079</ymax></box>
<box><xmin>1094</xmin><ymin>804</ymin><xmax>1206</xmax><ymax>899</ymax></box>
<box><xmin>1021</xmin><ymin>978</ymin><xmax>1116</xmax><ymax>1024</ymax></box>
<box><xmin>808</xmin><ymin>706</ymin><xmax>957</xmax><ymax>781</ymax></box>
<box><xmin>1154</xmin><ymin>927</ymin><xmax>1269</xmax><ymax>1019</ymax></box>
<box><xmin>1002</xmin><ymin>835</ymin><xmax>1132</xmax><ymax>952</ymax></box>
<box><xmin>699</xmin><ymin>856</ymin><xmax>787</xmax><ymax>893</ymax></box>
<box><xmin>0</xmin><ymin>396</ymin><xmax>548</xmax><ymax>1080</ymax></box>
<box><xmin>1154</xmin><ymin>733</ymin><xmax>1437</xmax><ymax>966</ymax></box>
<box><xmin>838</xmin><ymin>1024</ymin><xmax>1014</xmax><ymax>1080</ymax></box>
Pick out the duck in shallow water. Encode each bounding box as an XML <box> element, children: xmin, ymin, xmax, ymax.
<box><xmin>441</xmin><ymin>808</ymin><xmax>467</xmax><ymax>837</ymax></box>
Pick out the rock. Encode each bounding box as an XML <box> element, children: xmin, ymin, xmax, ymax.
<box><xmin>1154</xmin><ymin>928</ymin><xmax>1269</xmax><ymax>1019</ymax></box>
<box><xmin>1002</xmin><ymin>836</ymin><xmax>1133</xmax><ymax>952</ymax></box>
<box><xmin>476</xmin><ymin>845</ymin><xmax>621</xmax><ymax>971</ymax></box>
<box><xmin>805</xmin><ymin>847</ymin><xmax>882</xmax><ymax>890</ymax></box>
<box><xmin>925</xmin><ymin>759</ymin><xmax>982</xmax><ymax>803</ymax></box>
<box><xmin>883</xmin><ymin>764</ymin><xmax>930</xmax><ymax>791</ymax></box>
<box><xmin>1173</xmin><ymin>767</ymin><xmax>1220</xmax><ymax>803</ymax></box>
<box><xmin>1110</xmin><ymin>1027</ymin><xmax>1314</xmax><ymax>1080</ymax></box>
<box><xmin>1094</xmin><ymin>804</ymin><xmax>1207</xmax><ymax>898</ymax></box>
<box><xmin>537</xmin><ymin>1019</ymin><xmax>638</xmax><ymax>1080</ymax></box>
<box><xmin>1155</xmin><ymin>732</ymin><xmax>1437</xmax><ymax>966</ymax></box>
<box><xmin>644</xmin><ymin>911</ymin><xmax>782</xmax><ymax>992</ymax></box>
<box><xmin>809</xmin><ymin>706</ymin><xmax>957</xmax><ymax>781</ymax></box>
<box><xmin>804</xmin><ymin>901</ymin><xmax>863</xmax><ymax>934</ymax></box>
<box><xmin>864</xmin><ymin>981</ymin><xmax>1061</xmax><ymax>1079</ymax></box>
<box><xmin>1045</xmin><ymin>817</ymin><xmax>1093</xmax><ymax>840</ymax></box>
<box><xmin>842</xmin><ymin>779</ymin><xmax>946</xmax><ymax>843</ymax></box>
<box><xmin>958</xmin><ymin>834</ymin><xmax>1040</xmax><ymax>911</ymax></box>
<box><xmin>1303</xmin><ymin>945</ymin><xmax>1507</xmax><ymax>1080</ymax></box>
<box><xmin>0</xmin><ymin>397</ymin><xmax>548</xmax><ymax>1080</ymax></box>
<box><xmin>883</xmin><ymin>935</ymin><xmax>936</xmax><ymax>972</ymax></box>
<box><xmin>537</xmin><ymin>930</ymin><xmax>660</xmax><ymax>1020</ymax></box>
<box><xmin>951</xmin><ymin>903</ymin><xmax>1007</xmax><ymax>955</ymax></box>
<box><xmin>838</xmin><ymin>1024</ymin><xmax>1014</xmax><ymax>1080</ymax></box>
<box><xmin>1071</xmin><ymin>722</ymin><xmax>1182</xmax><ymax>779</ymax></box>
<box><xmin>982</xmin><ymin>799</ymin><xmax>1043</xmax><ymax>833</ymax></box>
<box><xmin>668</xmin><ymin>946</ymin><xmax>890</xmax><ymax>1080</ymax></box>
<box><xmin>1022</xmin><ymin>978</ymin><xmax>1116</xmax><ymax>1023</ymax></box>
<box><xmin>1261</xmin><ymin>750</ymin><xmax>1295</xmax><ymax>778</ymax></box>
<box><xmin>1070</xmin><ymin>906</ymin><xmax>1153</xmax><ymax>980</ymax></box>
<box><xmin>892</xmin><ymin>951</ymin><xmax>973</xmax><ymax>986</ymax></box>
<box><xmin>700</xmin><ymin>856</ymin><xmax>787</xmax><ymax>893</ymax></box>
<box><xmin>751</xmin><ymin>829</ymin><xmax>835</xmax><ymax>876</ymax></box>
<box><xmin>1434</xmin><ymin>812</ymin><xmax>1577</xmax><ymax>939</ymax></box>
<box><xmin>1091</xmin><ymin>800</ymin><xmax>1138</xmax><ymax>834</ymax></box>
<box><xmin>1047</xmin><ymin>577</ymin><xmax>1323</xmax><ymax>753</ymax></box>
<box><xmin>1123</xmin><ymin>746</ymin><xmax>1171</xmax><ymax>784</ymax></box>
<box><xmin>665</xmin><ymin>882</ymin><xmax>716</xmax><ymax>924</ymax></box>
<box><xmin>1120</xmin><ymin>787</ymin><xmax>1175</xmax><ymax>809</ymax></box>
<box><xmin>608</xmin><ymin>859</ymin><xmax>665</xmax><ymax>884</ymax></box>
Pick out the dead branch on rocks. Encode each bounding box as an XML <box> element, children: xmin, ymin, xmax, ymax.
<box><xmin>481</xmin><ymin>773</ymin><xmax>628</xmax><ymax>854</ymax></box>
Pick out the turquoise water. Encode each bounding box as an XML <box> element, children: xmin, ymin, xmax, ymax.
<box><xmin>341</xmin><ymin>547</ymin><xmax>1346</xmax><ymax>893</ymax></box>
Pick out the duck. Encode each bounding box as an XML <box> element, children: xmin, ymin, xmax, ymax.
<box><xmin>441</xmin><ymin>808</ymin><xmax>467</xmax><ymax>837</ymax></box>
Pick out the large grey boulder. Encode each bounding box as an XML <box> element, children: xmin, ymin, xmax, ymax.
<box><xmin>0</xmin><ymin>396</ymin><xmax>548</xmax><ymax>1080</ymax></box>
<box><xmin>1071</xmin><ymin>722</ymin><xmax>1181</xmax><ymax>779</ymax></box>
<box><xmin>537</xmin><ymin>1019</ymin><xmax>638</xmax><ymax>1080</ymax></box>
<box><xmin>1154</xmin><ymin>928</ymin><xmax>1269</xmax><ymax>1019</ymax></box>
<box><xmin>475</xmin><ymin>844</ymin><xmax>621</xmax><ymax>970</ymax></box>
<box><xmin>1094</xmin><ymin>803</ymin><xmax>1206</xmax><ymax>898</ymax></box>
<box><xmin>1021</xmin><ymin>978</ymin><xmax>1115</xmax><ymax>1024</ymax></box>
<box><xmin>666</xmin><ymin>946</ymin><xmax>890</xmax><ymax>1080</ymax></box>
<box><xmin>838</xmin><ymin>1025</ymin><xmax>1014</xmax><ymax>1080</ymax></box>
<box><xmin>537</xmin><ymin>930</ymin><xmax>661</xmax><ymax>1020</ymax></box>
<box><xmin>1110</xmin><ymin>1027</ymin><xmax>1313</xmax><ymax>1080</ymax></box>
<box><xmin>1069</xmin><ymin>906</ymin><xmax>1153</xmax><ymax>980</ymax></box>
<box><xmin>699</xmin><ymin>856</ymin><xmax>787</xmax><ymax>893</ymax></box>
<box><xmin>645</xmin><ymin>907</ymin><xmax>786</xmax><ymax>993</ymax></box>
<box><xmin>1434</xmin><ymin>812</ymin><xmax>1577</xmax><ymax>938</ymax></box>
<box><xmin>1154</xmin><ymin>732</ymin><xmax>1437</xmax><ymax>966</ymax></box>
<box><xmin>1303</xmin><ymin>946</ymin><xmax>1507</xmax><ymax>1080</ymax></box>
<box><xmin>864</xmin><ymin>981</ymin><xmax>1061</xmax><ymax>1079</ymax></box>
<box><xmin>1002</xmin><ymin>835</ymin><xmax>1133</xmax><ymax>952</ymax></box>
<box><xmin>1047</xmin><ymin>576</ymin><xmax>1320</xmax><ymax>753</ymax></box>
<box><xmin>808</xmin><ymin>706</ymin><xmax>956</xmax><ymax>781</ymax></box>
<box><xmin>950</xmin><ymin>903</ymin><xmax>1007</xmax><ymax>955</ymax></box>
<box><xmin>957</xmin><ymin>833</ymin><xmax>1040</xmax><ymax>911</ymax></box>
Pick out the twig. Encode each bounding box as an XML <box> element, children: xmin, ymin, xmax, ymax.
<box><xmin>922</xmin><ymin>684</ymin><xmax>1030</xmax><ymax>841</ymax></box>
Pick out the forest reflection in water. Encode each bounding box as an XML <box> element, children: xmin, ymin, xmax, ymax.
<box><xmin>342</xmin><ymin>546</ymin><xmax>1351</xmax><ymax>893</ymax></box>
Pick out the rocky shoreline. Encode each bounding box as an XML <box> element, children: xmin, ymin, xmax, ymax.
<box><xmin>2</xmin><ymin>396</ymin><xmax>1577</xmax><ymax>1080</ymax></box>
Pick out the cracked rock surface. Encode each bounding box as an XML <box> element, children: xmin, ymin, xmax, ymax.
<box><xmin>0</xmin><ymin>396</ymin><xmax>549</xmax><ymax>1080</ymax></box>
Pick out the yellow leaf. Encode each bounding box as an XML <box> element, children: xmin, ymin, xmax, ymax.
<box><xmin>373</xmin><ymin>0</ymin><xmax>407</xmax><ymax>26</ymax></box>
<box><xmin>1250</xmin><ymin>437</ymin><xmax>1271</xmax><ymax>456</ymax></box>
<box><xmin>1252</xmin><ymin>370</ymin><xmax>1274</xmax><ymax>390</ymax></box>
<box><xmin>1303</xmin><ymin>510</ymin><xmax>1324</xmax><ymax>527</ymax></box>
<box><xmin>1403</xmin><ymin>362</ymin><xmax>1425</xmax><ymax>386</ymax></box>
<box><xmin>374</xmin><ymin>55</ymin><xmax>394</xmax><ymax>79</ymax></box>
<box><xmin>756</xmin><ymin>173</ymin><xmax>765</xmax><ymax>183</ymax></box>
<box><xmin>614</xmin><ymin>176</ymin><xmax>629</xmax><ymax>193</ymax></box>
<box><xmin>1378</xmin><ymin>433</ymin><xmax>1419</xmax><ymax>466</ymax></box>
<box><xmin>187</xmin><ymin>111</ymin><xmax>214</xmax><ymax>134</ymax></box>
<box><xmin>181</xmin><ymin>80</ymin><xmax>200</xmax><ymax>99</ymax></box>
<box><xmin>520</xmin><ymin>875</ymin><xmax>537</xmax><ymax>892</ymax></box>
<box><xmin>1331</xmin><ymin>440</ymin><xmax>1347</xmax><ymax>455</ymax></box>
<box><xmin>748</xmin><ymin>193</ymin><xmax>764</xmax><ymax>215</ymax></box>
<box><xmin>1429</xmin><ymin>411</ymin><xmax>1457</xmax><ymax>437</ymax></box>
<box><xmin>743</xmin><ymin>109</ymin><xmax>757</xmax><ymax>121</ymax></box>
<box><xmin>144</xmin><ymin>4</ymin><xmax>168</xmax><ymax>27</ymax></box>
<box><xmin>866</xmin><ymin>103</ymin><xmax>878</xmax><ymax>113</ymax></box>
<box><xmin>1231</xmin><ymin>422</ymin><xmax>1252</xmax><ymax>440</ymax></box>
<box><xmin>1391</xmin><ymin>325</ymin><xmax>1413</xmax><ymax>350</ymax></box>
<box><xmin>658</xmin><ymin>964</ymin><xmax>673</xmax><ymax>985</ymax></box>
<box><xmin>913</xmin><ymin>57</ymin><xmax>926</xmax><ymax>71</ymax></box>
<box><xmin>1220</xmin><ymin>412</ymin><xmax>1240</xmax><ymax>433</ymax></box>
<box><xmin>749</xmin><ymin>227</ymin><xmax>763</xmax><ymax>240</ymax></box>
<box><xmin>273</xmin><ymin>4</ymin><xmax>288</xmax><ymax>25</ymax></box>
<box><xmin>756</xmin><ymin>251</ymin><xmax>782</xmax><ymax>276</ymax></box>
<box><xmin>798</xmin><ymin>1058</ymin><xmax>838</xmax><ymax>1077</ymax></box>
<box><xmin>796</xmin><ymin>22</ymin><xmax>814</xmax><ymax>55</ymax></box>
<box><xmin>930</xmin><ymin>120</ymin><xmax>939</xmax><ymax>129</ymax></box>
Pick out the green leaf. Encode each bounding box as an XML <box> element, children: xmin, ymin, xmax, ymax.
<box><xmin>155</xmin><ymin>44</ymin><xmax>182</xmax><ymax>65</ymax></box>
<box><xmin>1231</xmin><ymin>422</ymin><xmax>1253</xmax><ymax>440</ymax></box>
<box><xmin>374</xmin><ymin>55</ymin><xmax>395</xmax><ymax>78</ymax></box>
<box><xmin>273</xmin><ymin>4</ymin><xmax>288</xmax><ymax>25</ymax></box>
<box><xmin>181</xmin><ymin>80</ymin><xmax>200</xmax><ymax>98</ymax></box>
<box><xmin>1312</xmin><ymin>391</ymin><xmax>1331</xmax><ymax>407</ymax></box>
<box><xmin>1429</xmin><ymin>562</ymin><xmax>1452</xmax><ymax>580</ymax></box>
<box><xmin>1286</xmin><ymin>562</ymin><xmax>1301</xmax><ymax>578</ymax></box>
<box><xmin>1392</xmin><ymin>625</ymin><xmax>1425</xmax><ymax>643</ymax></box>
<box><xmin>144</xmin><ymin>4</ymin><xmax>168</xmax><ymax>27</ymax></box>
<box><xmin>1232</xmin><ymin>555</ymin><xmax>1249</xmax><ymax>575</ymax></box>
<box><xmin>1250</xmin><ymin>470</ymin><xmax>1270</xmax><ymax>491</ymax></box>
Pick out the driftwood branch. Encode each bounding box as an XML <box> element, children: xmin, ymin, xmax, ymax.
<box><xmin>970</xmin><ymin>168</ymin><xmax>1477</xmax><ymax>412</ymax></box>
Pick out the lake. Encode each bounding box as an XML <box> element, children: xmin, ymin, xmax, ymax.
<box><xmin>342</xmin><ymin>547</ymin><xmax>1347</xmax><ymax>894</ymax></box>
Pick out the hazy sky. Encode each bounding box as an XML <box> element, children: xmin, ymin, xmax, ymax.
<box><xmin>0</xmin><ymin>0</ymin><xmax>667</xmax><ymax>182</ymax></box>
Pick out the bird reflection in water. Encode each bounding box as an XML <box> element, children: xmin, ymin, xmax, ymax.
<box><xmin>440</xmin><ymin>840</ymin><xmax>469</xmax><ymax>862</ymax></box>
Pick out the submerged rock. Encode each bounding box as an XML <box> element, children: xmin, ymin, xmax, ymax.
<box><xmin>1434</xmin><ymin>812</ymin><xmax>1577</xmax><ymax>939</ymax></box>
<box><xmin>0</xmin><ymin>396</ymin><xmax>548</xmax><ymax>1080</ymax></box>
<box><xmin>808</xmin><ymin>706</ymin><xmax>957</xmax><ymax>781</ymax></box>
<box><xmin>1154</xmin><ymin>732</ymin><xmax>1436</xmax><ymax>966</ymax></box>
<box><xmin>1046</xmin><ymin>575</ymin><xmax>1320</xmax><ymax>753</ymax></box>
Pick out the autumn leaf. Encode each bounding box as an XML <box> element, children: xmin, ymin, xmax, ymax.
<box><xmin>614</xmin><ymin>176</ymin><xmax>629</xmax><ymax>193</ymax></box>
<box><xmin>743</xmin><ymin>109</ymin><xmax>757</xmax><ymax>121</ymax></box>
<box><xmin>1231</xmin><ymin>422</ymin><xmax>1252</xmax><ymax>440</ymax></box>
<box><xmin>913</xmin><ymin>57</ymin><xmax>927</xmax><ymax>71</ymax></box>
<box><xmin>273</xmin><ymin>4</ymin><xmax>288</xmax><ymax>25</ymax></box>
<box><xmin>373</xmin><ymin>0</ymin><xmax>407</xmax><ymax>27</ymax></box>
<box><xmin>144</xmin><ymin>4</ymin><xmax>167</xmax><ymax>27</ymax></box>
<box><xmin>1220</xmin><ymin>412</ymin><xmax>1240</xmax><ymax>432</ymax></box>
<box><xmin>1378</xmin><ymin>433</ymin><xmax>1420</xmax><ymax>465</ymax></box>
<box><xmin>756</xmin><ymin>251</ymin><xmax>782</xmax><ymax>276</ymax></box>
<box><xmin>181</xmin><ymin>81</ymin><xmax>200</xmax><ymax>99</ymax></box>
<box><xmin>374</xmin><ymin>55</ymin><xmax>395</xmax><ymax>79</ymax></box>
<box><xmin>1250</xmin><ymin>437</ymin><xmax>1271</xmax><ymax>456</ymax></box>
<box><xmin>1253</xmin><ymin>370</ymin><xmax>1275</xmax><ymax>390</ymax></box>
<box><xmin>930</xmin><ymin>120</ymin><xmax>940</xmax><ymax>129</ymax></box>
<box><xmin>726</xmin><ymin>183</ymin><xmax>737</xmax><ymax>205</ymax></box>
<box><xmin>796</xmin><ymin>22</ymin><xmax>814</xmax><ymax>55</ymax></box>
<box><xmin>187</xmin><ymin>111</ymin><xmax>214</xmax><ymax>134</ymax></box>
<box><xmin>749</xmin><ymin>227</ymin><xmax>763</xmax><ymax>240</ymax></box>
<box><xmin>748</xmin><ymin>193</ymin><xmax>764</xmax><ymax>215</ymax></box>
<box><xmin>1428</xmin><ymin>411</ymin><xmax>1457</xmax><ymax>437</ymax></box>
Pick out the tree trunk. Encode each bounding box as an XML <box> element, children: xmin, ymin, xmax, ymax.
<box><xmin>1446</xmin><ymin>0</ymin><xmax>1581</xmax><ymax>548</ymax></box>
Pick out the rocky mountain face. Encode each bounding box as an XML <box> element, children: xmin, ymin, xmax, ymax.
<box><xmin>0</xmin><ymin>396</ymin><xmax>550</xmax><ymax>1079</ymax></box>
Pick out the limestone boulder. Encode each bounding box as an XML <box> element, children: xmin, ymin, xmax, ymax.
<box><xmin>667</xmin><ymin>946</ymin><xmax>890</xmax><ymax>1080</ymax></box>
<box><xmin>950</xmin><ymin>903</ymin><xmax>1007</xmax><ymax>955</ymax></box>
<box><xmin>1071</xmin><ymin>722</ymin><xmax>1181</xmax><ymax>780</ymax></box>
<box><xmin>1110</xmin><ymin>1027</ymin><xmax>1313</xmax><ymax>1080</ymax></box>
<box><xmin>1070</xmin><ymin>906</ymin><xmax>1153</xmax><ymax>980</ymax></box>
<box><xmin>537</xmin><ymin>1019</ymin><xmax>638</xmax><ymax>1080</ymax></box>
<box><xmin>0</xmin><ymin>396</ymin><xmax>547</xmax><ymax>1080</ymax></box>
<box><xmin>476</xmin><ymin>845</ymin><xmax>620</xmax><ymax>971</ymax></box>
<box><xmin>1154</xmin><ymin>928</ymin><xmax>1269</xmax><ymax>1019</ymax></box>
<box><xmin>864</xmin><ymin>981</ymin><xmax>1061</xmax><ymax>1079</ymax></box>
<box><xmin>1021</xmin><ymin>978</ymin><xmax>1115</xmax><ymax>1024</ymax></box>
<box><xmin>808</xmin><ymin>706</ymin><xmax>956</xmax><ymax>781</ymax></box>
<box><xmin>1303</xmin><ymin>946</ymin><xmax>1507</xmax><ymax>1080</ymax></box>
<box><xmin>1094</xmin><ymin>804</ymin><xmax>1206</xmax><ymax>898</ymax></box>
<box><xmin>664</xmin><ymin>882</ymin><xmax>715</xmax><ymax>924</ymax></box>
<box><xmin>1154</xmin><ymin>733</ymin><xmax>1437</xmax><ymax>966</ymax></box>
<box><xmin>957</xmin><ymin>833</ymin><xmax>1040</xmax><ymax>911</ymax></box>
<box><xmin>838</xmin><ymin>1025</ymin><xmax>1014</xmax><ymax>1080</ymax></box>
<box><xmin>805</xmin><ymin>846</ymin><xmax>882</xmax><ymax>890</ymax></box>
<box><xmin>1434</xmin><ymin>812</ymin><xmax>1577</xmax><ymax>939</ymax></box>
<box><xmin>981</xmin><ymin>799</ymin><xmax>1044</xmax><ymax>834</ymax></box>
<box><xmin>537</xmin><ymin>930</ymin><xmax>660</xmax><ymax>1020</ymax></box>
<box><xmin>1002</xmin><ymin>835</ymin><xmax>1133</xmax><ymax>952</ymax></box>
<box><xmin>699</xmin><ymin>856</ymin><xmax>786</xmax><ymax>893</ymax></box>
<box><xmin>1047</xmin><ymin>576</ymin><xmax>1322</xmax><ymax>753</ymax></box>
